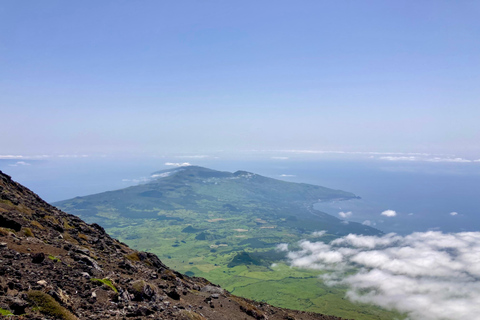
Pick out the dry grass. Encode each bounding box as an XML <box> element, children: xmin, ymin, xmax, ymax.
<box><xmin>23</xmin><ymin>227</ymin><xmax>34</xmax><ymax>237</ymax></box>
<box><xmin>78</xmin><ymin>233</ymin><xmax>89</xmax><ymax>241</ymax></box>
<box><xmin>0</xmin><ymin>227</ymin><xmax>12</xmax><ymax>236</ymax></box>
<box><xmin>30</xmin><ymin>220</ymin><xmax>45</xmax><ymax>230</ymax></box>
<box><xmin>62</xmin><ymin>233</ymin><xmax>79</xmax><ymax>245</ymax></box>
<box><xmin>44</xmin><ymin>215</ymin><xmax>59</xmax><ymax>224</ymax></box>
<box><xmin>125</xmin><ymin>251</ymin><xmax>140</xmax><ymax>261</ymax></box>
<box><xmin>179</xmin><ymin>310</ymin><xmax>207</xmax><ymax>320</ymax></box>
<box><xmin>62</xmin><ymin>218</ymin><xmax>74</xmax><ymax>230</ymax></box>
<box><xmin>231</xmin><ymin>296</ymin><xmax>265</xmax><ymax>320</ymax></box>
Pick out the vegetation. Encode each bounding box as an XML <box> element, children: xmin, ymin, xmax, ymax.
<box><xmin>0</xmin><ymin>227</ymin><xmax>13</xmax><ymax>236</ymax></box>
<box><xmin>180</xmin><ymin>310</ymin><xmax>207</xmax><ymax>320</ymax></box>
<box><xmin>125</xmin><ymin>251</ymin><xmax>141</xmax><ymax>261</ymax></box>
<box><xmin>23</xmin><ymin>227</ymin><xmax>34</xmax><ymax>237</ymax></box>
<box><xmin>48</xmin><ymin>254</ymin><xmax>61</xmax><ymax>262</ymax></box>
<box><xmin>26</xmin><ymin>290</ymin><xmax>77</xmax><ymax>320</ymax></box>
<box><xmin>232</xmin><ymin>296</ymin><xmax>265</xmax><ymax>319</ymax></box>
<box><xmin>90</xmin><ymin>278</ymin><xmax>118</xmax><ymax>293</ymax></box>
<box><xmin>55</xmin><ymin>166</ymin><xmax>398</xmax><ymax>320</ymax></box>
<box><xmin>0</xmin><ymin>308</ymin><xmax>13</xmax><ymax>316</ymax></box>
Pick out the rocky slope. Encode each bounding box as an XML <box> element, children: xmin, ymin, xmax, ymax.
<box><xmin>0</xmin><ymin>170</ymin><xmax>348</xmax><ymax>320</ymax></box>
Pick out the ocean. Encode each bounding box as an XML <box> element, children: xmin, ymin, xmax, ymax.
<box><xmin>2</xmin><ymin>156</ymin><xmax>479</xmax><ymax>234</ymax></box>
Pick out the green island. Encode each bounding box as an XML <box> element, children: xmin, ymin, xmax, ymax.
<box><xmin>56</xmin><ymin>166</ymin><xmax>404</xmax><ymax>320</ymax></box>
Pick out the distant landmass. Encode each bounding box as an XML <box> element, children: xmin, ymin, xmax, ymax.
<box><xmin>55</xmin><ymin>166</ymin><xmax>398</xmax><ymax>320</ymax></box>
<box><xmin>55</xmin><ymin>165</ymin><xmax>379</xmax><ymax>236</ymax></box>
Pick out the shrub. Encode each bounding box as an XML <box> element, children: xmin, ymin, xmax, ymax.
<box><xmin>0</xmin><ymin>308</ymin><xmax>14</xmax><ymax>316</ymax></box>
<box><xmin>26</xmin><ymin>290</ymin><xmax>77</xmax><ymax>320</ymax></box>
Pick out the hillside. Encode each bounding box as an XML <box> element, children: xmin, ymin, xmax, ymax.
<box><xmin>0</xmin><ymin>169</ymin><xmax>348</xmax><ymax>319</ymax></box>
<box><xmin>51</xmin><ymin>166</ymin><xmax>398</xmax><ymax>319</ymax></box>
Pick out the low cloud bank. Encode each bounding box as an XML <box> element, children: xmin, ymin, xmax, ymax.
<box><xmin>280</xmin><ymin>231</ymin><xmax>480</xmax><ymax>320</ymax></box>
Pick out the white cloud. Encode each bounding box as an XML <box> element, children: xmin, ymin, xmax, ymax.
<box><xmin>284</xmin><ymin>231</ymin><xmax>480</xmax><ymax>320</ymax></box>
<box><xmin>165</xmin><ymin>162</ymin><xmax>191</xmax><ymax>167</ymax></box>
<box><xmin>271</xmin><ymin>156</ymin><xmax>289</xmax><ymax>160</ymax></box>
<box><xmin>276</xmin><ymin>243</ymin><xmax>289</xmax><ymax>252</ymax></box>
<box><xmin>312</xmin><ymin>230</ymin><xmax>327</xmax><ymax>237</ymax></box>
<box><xmin>381</xmin><ymin>210</ymin><xmax>397</xmax><ymax>217</ymax></box>
<box><xmin>0</xmin><ymin>155</ymin><xmax>24</xmax><ymax>159</ymax></box>
<box><xmin>450</xmin><ymin>212</ymin><xmax>459</xmax><ymax>216</ymax></box>
<box><xmin>8</xmin><ymin>161</ymin><xmax>31</xmax><ymax>167</ymax></box>
<box><xmin>380</xmin><ymin>156</ymin><xmax>418</xmax><ymax>161</ymax></box>
<box><xmin>338</xmin><ymin>211</ymin><xmax>352</xmax><ymax>218</ymax></box>
<box><xmin>280</xmin><ymin>174</ymin><xmax>296</xmax><ymax>177</ymax></box>
<box><xmin>362</xmin><ymin>220</ymin><xmax>372</xmax><ymax>226</ymax></box>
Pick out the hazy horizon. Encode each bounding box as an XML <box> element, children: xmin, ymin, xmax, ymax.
<box><xmin>2</xmin><ymin>1</ymin><xmax>480</xmax><ymax>158</ymax></box>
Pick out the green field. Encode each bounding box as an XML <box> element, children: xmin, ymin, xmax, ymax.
<box><xmin>56</xmin><ymin>166</ymin><xmax>404</xmax><ymax>320</ymax></box>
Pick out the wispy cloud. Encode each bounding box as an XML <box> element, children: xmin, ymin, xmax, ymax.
<box><xmin>338</xmin><ymin>211</ymin><xmax>352</xmax><ymax>218</ymax></box>
<box><xmin>8</xmin><ymin>161</ymin><xmax>31</xmax><ymax>167</ymax></box>
<box><xmin>271</xmin><ymin>156</ymin><xmax>289</xmax><ymax>160</ymax></box>
<box><xmin>380</xmin><ymin>156</ymin><xmax>473</xmax><ymax>163</ymax></box>
<box><xmin>362</xmin><ymin>220</ymin><xmax>374</xmax><ymax>226</ymax></box>
<box><xmin>269</xmin><ymin>150</ymin><xmax>480</xmax><ymax>164</ymax></box>
<box><xmin>151</xmin><ymin>172</ymin><xmax>173</xmax><ymax>179</ymax></box>
<box><xmin>381</xmin><ymin>209</ymin><xmax>397</xmax><ymax>217</ymax></box>
<box><xmin>450</xmin><ymin>212</ymin><xmax>459</xmax><ymax>216</ymax></box>
<box><xmin>283</xmin><ymin>231</ymin><xmax>480</xmax><ymax>320</ymax></box>
<box><xmin>165</xmin><ymin>162</ymin><xmax>191</xmax><ymax>167</ymax></box>
<box><xmin>281</xmin><ymin>150</ymin><xmax>431</xmax><ymax>156</ymax></box>
<box><xmin>279</xmin><ymin>174</ymin><xmax>296</xmax><ymax>177</ymax></box>
<box><xmin>121</xmin><ymin>177</ymin><xmax>150</xmax><ymax>184</ymax></box>
<box><xmin>0</xmin><ymin>155</ymin><xmax>50</xmax><ymax>159</ymax></box>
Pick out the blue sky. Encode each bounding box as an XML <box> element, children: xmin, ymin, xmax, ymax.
<box><xmin>1</xmin><ymin>1</ymin><xmax>479</xmax><ymax>158</ymax></box>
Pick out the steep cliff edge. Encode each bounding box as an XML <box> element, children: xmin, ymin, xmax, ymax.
<box><xmin>0</xmin><ymin>170</ymin><xmax>347</xmax><ymax>320</ymax></box>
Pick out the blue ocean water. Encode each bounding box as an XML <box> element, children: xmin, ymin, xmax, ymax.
<box><xmin>1</xmin><ymin>157</ymin><xmax>479</xmax><ymax>234</ymax></box>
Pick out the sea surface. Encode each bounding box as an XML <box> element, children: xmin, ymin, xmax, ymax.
<box><xmin>2</xmin><ymin>156</ymin><xmax>479</xmax><ymax>234</ymax></box>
